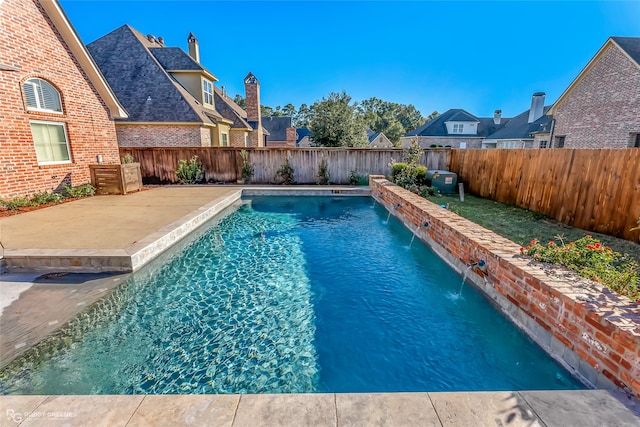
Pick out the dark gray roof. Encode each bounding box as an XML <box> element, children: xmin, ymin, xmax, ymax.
<box><xmin>149</xmin><ymin>47</ymin><xmax>207</xmax><ymax>72</ymax></box>
<box><xmin>612</xmin><ymin>36</ymin><xmax>640</xmax><ymax>66</ymax></box>
<box><xmin>446</xmin><ymin>111</ymin><xmax>479</xmax><ymax>122</ymax></box>
<box><xmin>406</xmin><ymin>109</ymin><xmax>509</xmax><ymax>137</ymax></box>
<box><xmin>296</xmin><ymin>127</ymin><xmax>312</xmax><ymax>144</ymax></box>
<box><xmin>213</xmin><ymin>87</ymin><xmax>251</xmax><ymax>129</ymax></box>
<box><xmin>368</xmin><ymin>131</ymin><xmax>382</xmax><ymax>143</ymax></box>
<box><xmin>262</xmin><ymin>116</ymin><xmax>291</xmax><ymax>142</ymax></box>
<box><xmin>486</xmin><ymin>106</ymin><xmax>552</xmax><ymax>140</ymax></box>
<box><xmin>87</xmin><ymin>25</ymin><xmax>220</xmax><ymax>124</ymax></box>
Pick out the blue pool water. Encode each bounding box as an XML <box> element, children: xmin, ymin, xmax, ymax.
<box><xmin>0</xmin><ymin>196</ymin><xmax>584</xmax><ymax>394</ymax></box>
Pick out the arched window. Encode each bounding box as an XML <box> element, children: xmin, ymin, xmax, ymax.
<box><xmin>23</xmin><ymin>78</ymin><xmax>63</xmax><ymax>113</ymax></box>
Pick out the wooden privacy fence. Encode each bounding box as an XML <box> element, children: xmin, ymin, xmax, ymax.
<box><xmin>448</xmin><ymin>148</ymin><xmax>640</xmax><ymax>241</ymax></box>
<box><xmin>119</xmin><ymin>147</ymin><xmax>451</xmax><ymax>185</ymax></box>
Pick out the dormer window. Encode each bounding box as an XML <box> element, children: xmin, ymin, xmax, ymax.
<box><xmin>452</xmin><ymin>124</ymin><xmax>464</xmax><ymax>133</ymax></box>
<box><xmin>23</xmin><ymin>78</ymin><xmax>63</xmax><ymax>113</ymax></box>
<box><xmin>203</xmin><ymin>80</ymin><xmax>213</xmax><ymax>105</ymax></box>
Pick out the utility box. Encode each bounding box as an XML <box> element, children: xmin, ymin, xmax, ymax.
<box><xmin>426</xmin><ymin>170</ymin><xmax>457</xmax><ymax>194</ymax></box>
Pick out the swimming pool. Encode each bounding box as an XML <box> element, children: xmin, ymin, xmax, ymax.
<box><xmin>0</xmin><ymin>196</ymin><xmax>584</xmax><ymax>394</ymax></box>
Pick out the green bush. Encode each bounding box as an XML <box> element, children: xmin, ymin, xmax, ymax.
<box><xmin>176</xmin><ymin>156</ymin><xmax>204</xmax><ymax>184</ymax></box>
<box><xmin>349</xmin><ymin>170</ymin><xmax>360</xmax><ymax>186</ymax></box>
<box><xmin>240</xmin><ymin>150</ymin><xmax>254</xmax><ymax>182</ymax></box>
<box><xmin>121</xmin><ymin>154</ymin><xmax>135</xmax><ymax>164</ymax></box>
<box><xmin>63</xmin><ymin>184</ymin><xmax>95</xmax><ymax>198</ymax></box>
<box><xmin>390</xmin><ymin>163</ymin><xmax>427</xmax><ymax>186</ymax></box>
<box><xmin>521</xmin><ymin>235</ymin><xmax>639</xmax><ymax>301</ymax></box>
<box><xmin>275</xmin><ymin>157</ymin><xmax>295</xmax><ymax>185</ymax></box>
<box><xmin>1</xmin><ymin>196</ymin><xmax>34</xmax><ymax>210</ymax></box>
<box><xmin>31</xmin><ymin>191</ymin><xmax>64</xmax><ymax>205</ymax></box>
<box><xmin>316</xmin><ymin>154</ymin><xmax>330</xmax><ymax>185</ymax></box>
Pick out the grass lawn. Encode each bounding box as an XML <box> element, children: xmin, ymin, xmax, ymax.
<box><xmin>429</xmin><ymin>194</ymin><xmax>640</xmax><ymax>264</ymax></box>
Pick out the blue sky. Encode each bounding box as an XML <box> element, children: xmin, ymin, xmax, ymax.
<box><xmin>61</xmin><ymin>0</ymin><xmax>640</xmax><ymax>119</ymax></box>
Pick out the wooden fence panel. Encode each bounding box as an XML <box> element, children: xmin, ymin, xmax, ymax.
<box><xmin>449</xmin><ymin>148</ymin><xmax>640</xmax><ymax>241</ymax></box>
<box><xmin>119</xmin><ymin>147</ymin><xmax>451</xmax><ymax>185</ymax></box>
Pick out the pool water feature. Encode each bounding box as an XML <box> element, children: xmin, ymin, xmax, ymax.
<box><xmin>0</xmin><ymin>196</ymin><xmax>584</xmax><ymax>394</ymax></box>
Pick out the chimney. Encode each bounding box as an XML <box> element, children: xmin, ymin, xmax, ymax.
<box><xmin>244</xmin><ymin>72</ymin><xmax>263</xmax><ymax>147</ymax></box>
<box><xmin>187</xmin><ymin>32</ymin><xmax>200</xmax><ymax>63</ymax></box>
<box><xmin>493</xmin><ymin>110</ymin><xmax>502</xmax><ymax>125</ymax></box>
<box><xmin>528</xmin><ymin>92</ymin><xmax>545</xmax><ymax>123</ymax></box>
<box><xmin>157</xmin><ymin>36</ymin><xmax>164</xmax><ymax>46</ymax></box>
<box><xmin>221</xmin><ymin>85</ymin><xmax>226</xmax><ymax>97</ymax></box>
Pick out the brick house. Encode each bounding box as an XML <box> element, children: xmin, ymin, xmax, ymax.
<box><xmin>87</xmin><ymin>26</ymin><xmax>267</xmax><ymax>148</ymax></box>
<box><xmin>0</xmin><ymin>0</ymin><xmax>127</xmax><ymax>198</ymax></box>
<box><xmin>549</xmin><ymin>36</ymin><xmax>640</xmax><ymax>148</ymax></box>
<box><xmin>367</xmin><ymin>130</ymin><xmax>393</xmax><ymax>148</ymax></box>
<box><xmin>401</xmin><ymin>93</ymin><xmax>552</xmax><ymax>149</ymax></box>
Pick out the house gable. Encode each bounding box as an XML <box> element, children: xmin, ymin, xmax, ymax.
<box><xmin>550</xmin><ymin>36</ymin><xmax>640</xmax><ymax>148</ymax></box>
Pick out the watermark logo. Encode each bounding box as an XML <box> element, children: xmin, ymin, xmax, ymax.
<box><xmin>6</xmin><ymin>409</ymin><xmax>23</xmax><ymax>424</ymax></box>
<box><xmin>6</xmin><ymin>408</ymin><xmax>76</xmax><ymax>423</ymax></box>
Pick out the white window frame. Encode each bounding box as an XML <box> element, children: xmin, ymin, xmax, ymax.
<box><xmin>29</xmin><ymin>120</ymin><xmax>72</xmax><ymax>165</ymax></box>
<box><xmin>539</xmin><ymin>140</ymin><xmax>548</xmax><ymax>149</ymax></box>
<box><xmin>23</xmin><ymin>78</ymin><xmax>63</xmax><ymax>114</ymax></box>
<box><xmin>203</xmin><ymin>79</ymin><xmax>213</xmax><ymax>105</ymax></box>
<box><xmin>452</xmin><ymin>123</ymin><xmax>464</xmax><ymax>133</ymax></box>
<box><xmin>221</xmin><ymin>132</ymin><xmax>229</xmax><ymax>147</ymax></box>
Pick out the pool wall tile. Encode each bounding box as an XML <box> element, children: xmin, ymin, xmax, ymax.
<box><xmin>370</xmin><ymin>175</ymin><xmax>640</xmax><ymax>401</ymax></box>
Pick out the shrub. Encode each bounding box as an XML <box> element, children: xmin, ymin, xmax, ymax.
<box><xmin>316</xmin><ymin>154</ymin><xmax>330</xmax><ymax>185</ymax></box>
<box><xmin>349</xmin><ymin>170</ymin><xmax>360</xmax><ymax>186</ymax></box>
<box><xmin>521</xmin><ymin>235</ymin><xmax>639</xmax><ymax>301</ymax></box>
<box><xmin>121</xmin><ymin>154</ymin><xmax>135</xmax><ymax>164</ymax></box>
<box><xmin>176</xmin><ymin>156</ymin><xmax>204</xmax><ymax>184</ymax></box>
<box><xmin>1</xmin><ymin>196</ymin><xmax>34</xmax><ymax>210</ymax></box>
<box><xmin>275</xmin><ymin>156</ymin><xmax>295</xmax><ymax>185</ymax></box>
<box><xmin>31</xmin><ymin>191</ymin><xmax>64</xmax><ymax>205</ymax></box>
<box><xmin>420</xmin><ymin>186</ymin><xmax>439</xmax><ymax>197</ymax></box>
<box><xmin>240</xmin><ymin>150</ymin><xmax>254</xmax><ymax>182</ymax></box>
<box><xmin>391</xmin><ymin>163</ymin><xmax>427</xmax><ymax>186</ymax></box>
<box><xmin>63</xmin><ymin>184</ymin><xmax>95</xmax><ymax>198</ymax></box>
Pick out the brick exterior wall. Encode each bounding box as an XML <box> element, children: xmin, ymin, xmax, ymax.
<box><xmin>244</xmin><ymin>76</ymin><xmax>263</xmax><ymax>147</ymax></box>
<box><xmin>370</xmin><ymin>176</ymin><xmax>640</xmax><ymax>399</ymax></box>
<box><xmin>116</xmin><ymin>125</ymin><xmax>209</xmax><ymax>147</ymax></box>
<box><xmin>229</xmin><ymin>130</ymin><xmax>248</xmax><ymax>148</ymax></box>
<box><xmin>553</xmin><ymin>44</ymin><xmax>640</xmax><ymax>148</ymax></box>
<box><xmin>0</xmin><ymin>0</ymin><xmax>120</xmax><ymax>198</ymax></box>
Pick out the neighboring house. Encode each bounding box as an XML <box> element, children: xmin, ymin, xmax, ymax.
<box><xmin>401</xmin><ymin>109</ymin><xmax>508</xmax><ymax>149</ymax></box>
<box><xmin>402</xmin><ymin>92</ymin><xmax>554</xmax><ymax>149</ymax></box>
<box><xmin>262</xmin><ymin>117</ymin><xmax>296</xmax><ymax>147</ymax></box>
<box><xmin>87</xmin><ymin>26</ymin><xmax>266</xmax><ymax>148</ymax></box>
<box><xmin>296</xmin><ymin>128</ymin><xmax>313</xmax><ymax>147</ymax></box>
<box><xmin>549</xmin><ymin>36</ymin><xmax>640</xmax><ymax>148</ymax></box>
<box><xmin>0</xmin><ymin>0</ymin><xmax>127</xmax><ymax>198</ymax></box>
<box><xmin>367</xmin><ymin>130</ymin><xmax>393</xmax><ymax>148</ymax></box>
<box><xmin>482</xmin><ymin>93</ymin><xmax>553</xmax><ymax>149</ymax></box>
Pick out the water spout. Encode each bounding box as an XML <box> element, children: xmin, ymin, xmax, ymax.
<box><xmin>457</xmin><ymin>265</ymin><xmax>474</xmax><ymax>296</ymax></box>
<box><xmin>385</xmin><ymin>211</ymin><xmax>391</xmax><ymax>223</ymax></box>
<box><xmin>408</xmin><ymin>233</ymin><xmax>416</xmax><ymax>248</ymax></box>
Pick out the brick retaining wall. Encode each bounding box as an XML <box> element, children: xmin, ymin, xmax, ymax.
<box><xmin>369</xmin><ymin>176</ymin><xmax>640</xmax><ymax>399</ymax></box>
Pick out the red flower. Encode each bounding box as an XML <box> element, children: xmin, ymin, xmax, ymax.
<box><xmin>605</xmin><ymin>246</ymin><xmax>611</xmax><ymax>251</ymax></box>
<box><xmin>587</xmin><ymin>245</ymin><xmax>595</xmax><ymax>250</ymax></box>
<box><xmin>585</xmin><ymin>235</ymin><xmax>592</xmax><ymax>239</ymax></box>
<box><xmin>519</xmin><ymin>247</ymin><xmax>524</xmax><ymax>252</ymax></box>
<box><xmin>530</xmin><ymin>239</ymin><xmax>537</xmax><ymax>245</ymax></box>
<box><xmin>548</xmin><ymin>241</ymin><xmax>555</xmax><ymax>246</ymax></box>
<box><xmin>595</xmin><ymin>243</ymin><xmax>601</xmax><ymax>249</ymax></box>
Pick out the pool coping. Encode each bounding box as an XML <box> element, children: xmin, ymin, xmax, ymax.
<box><xmin>369</xmin><ymin>176</ymin><xmax>640</xmax><ymax>407</ymax></box>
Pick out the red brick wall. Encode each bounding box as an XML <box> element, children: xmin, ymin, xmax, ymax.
<box><xmin>370</xmin><ymin>176</ymin><xmax>640</xmax><ymax>399</ymax></box>
<box><xmin>0</xmin><ymin>0</ymin><xmax>120</xmax><ymax>198</ymax></box>
<box><xmin>553</xmin><ymin>44</ymin><xmax>640</xmax><ymax>148</ymax></box>
<box><xmin>229</xmin><ymin>130</ymin><xmax>248</xmax><ymax>148</ymax></box>
<box><xmin>116</xmin><ymin>125</ymin><xmax>208</xmax><ymax>147</ymax></box>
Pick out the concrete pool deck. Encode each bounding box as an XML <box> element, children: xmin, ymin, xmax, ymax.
<box><xmin>0</xmin><ymin>186</ymin><xmax>638</xmax><ymax>425</ymax></box>
<box><xmin>1</xmin><ymin>390</ymin><xmax>638</xmax><ymax>426</ymax></box>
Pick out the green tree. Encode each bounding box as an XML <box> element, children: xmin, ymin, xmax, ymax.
<box><xmin>310</xmin><ymin>91</ymin><xmax>368</xmax><ymax>147</ymax></box>
<box><xmin>233</xmin><ymin>94</ymin><xmax>246</xmax><ymax>109</ymax></box>
<box><xmin>359</xmin><ymin>98</ymin><xmax>425</xmax><ymax>145</ymax></box>
<box><xmin>294</xmin><ymin>103</ymin><xmax>312</xmax><ymax>128</ymax></box>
